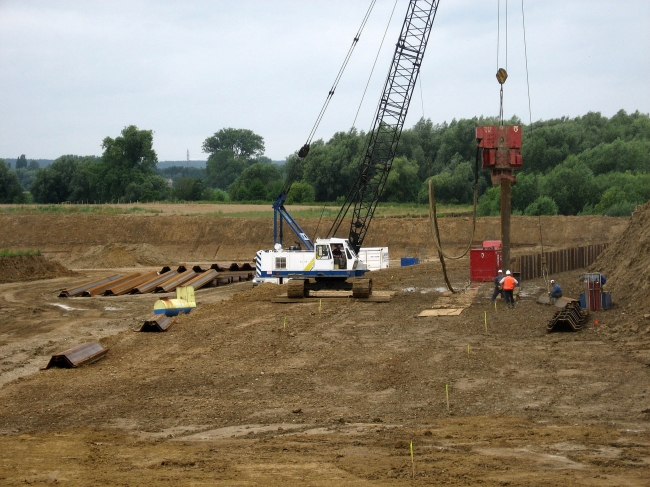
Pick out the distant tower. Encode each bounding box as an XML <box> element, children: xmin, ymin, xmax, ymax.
<box><xmin>186</xmin><ymin>149</ymin><xmax>190</xmax><ymax>168</ymax></box>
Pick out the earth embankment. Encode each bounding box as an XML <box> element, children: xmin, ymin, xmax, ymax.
<box><xmin>0</xmin><ymin>213</ymin><xmax>628</xmax><ymax>265</ymax></box>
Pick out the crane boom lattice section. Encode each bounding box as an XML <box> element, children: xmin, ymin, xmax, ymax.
<box><xmin>328</xmin><ymin>0</ymin><xmax>440</xmax><ymax>252</ymax></box>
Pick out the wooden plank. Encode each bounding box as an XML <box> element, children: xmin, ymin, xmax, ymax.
<box><xmin>418</xmin><ymin>308</ymin><xmax>464</xmax><ymax>317</ymax></box>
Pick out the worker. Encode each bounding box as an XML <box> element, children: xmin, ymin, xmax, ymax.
<box><xmin>331</xmin><ymin>244</ymin><xmax>342</xmax><ymax>269</ymax></box>
<box><xmin>489</xmin><ymin>269</ymin><xmax>504</xmax><ymax>304</ymax></box>
<box><xmin>331</xmin><ymin>245</ymin><xmax>342</xmax><ymax>259</ymax></box>
<box><xmin>549</xmin><ymin>279</ymin><xmax>562</xmax><ymax>304</ymax></box>
<box><xmin>499</xmin><ymin>270</ymin><xmax>518</xmax><ymax>309</ymax></box>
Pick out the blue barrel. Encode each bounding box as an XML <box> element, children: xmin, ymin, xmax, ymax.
<box><xmin>401</xmin><ymin>257</ymin><xmax>419</xmax><ymax>267</ymax></box>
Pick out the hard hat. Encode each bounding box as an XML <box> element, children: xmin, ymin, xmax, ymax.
<box><xmin>506</xmin><ymin>270</ymin><xmax>511</xmax><ymax>275</ymax></box>
<box><xmin>497</xmin><ymin>269</ymin><xmax>503</xmax><ymax>273</ymax></box>
<box><xmin>551</xmin><ymin>279</ymin><xmax>555</xmax><ymax>283</ymax></box>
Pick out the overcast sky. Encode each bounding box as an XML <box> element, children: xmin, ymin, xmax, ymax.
<box><xmin>1</xmin><ymin>0</ymin><xmax>648</xmax><ymax>162</ymax></box>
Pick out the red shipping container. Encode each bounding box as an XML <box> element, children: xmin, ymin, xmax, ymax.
<box><xmin>470</xmin><ymin>247</ymin><xmax>503</xmax><ymax>282</ymax></box>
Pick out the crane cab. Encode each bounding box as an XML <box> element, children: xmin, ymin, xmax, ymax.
<box><xmin>254</xmin><ymin>237</ymin><xmax>367</xmax><ymax>285</ymax></box>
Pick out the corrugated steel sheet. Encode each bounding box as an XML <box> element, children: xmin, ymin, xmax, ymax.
<box><xmin>82</xmin><ymin>273</ymin><xmax>142</xmax><ymax>296</ymax></box>
<box><xmin>131</xmin><ymin>270</ymin><xmax>178</xmax><ymax>294</ymax></box>
<box><xmin>184</xmin><ymin>269</ymin><xmax>218</xmax><ymax>290</ymax></box>
<box><xmin>156</xmin><ymin>269</ymin><xmax>197</xmax><ymax>293</ymax></box>
<box><xmin>59</xmin><ymin>275</ymin><xmax>121</xmax><ymax>297</ymax></box>
<box><xmin>103</xmin><ymin>271</ymin><xmax>160</xmax><ymax>296</ymax></box>
<box><xmin>139</xmin><ymin>314</ymin><xmax>174</xmax><ymax>332</ymax></box>
<box><xmin>57</xmin><ymin>263</ymin><xmax>254</xmax><ymax>297</ymax></box>
<box><xmin>42</xmin><ymin>342</ymin><xmax>108</xmax><ymax>369</ymax></box>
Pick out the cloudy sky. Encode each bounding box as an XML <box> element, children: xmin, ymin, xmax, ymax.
<box><xmin>1</xmin><ymin>0</ymin><xmax>648</xmax><ymax>162</ymax></box>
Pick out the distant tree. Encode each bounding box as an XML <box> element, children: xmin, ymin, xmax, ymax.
<box><xmin>202</xmin><ymin>128</ymin><xmax>265</xmax><ymax>159</ymax></box>
<box><xmin>97</xmin><ymin>125</ymin><xmax>161</xmax><ymax>202</ymax></box>
<box><xmin>524</xmin><ymin>196</ymin><xmax>558</xmax><ymax>216</ymax></box>
<box><xmin>286</xmin><ymin>181</ymin><xmax>315</xmax><ymax>204</ymax></box>
<box><xmin>541</xmin><ymin>156</ymin><xmax>597</xmax><ymax>215</ymax></box>
<box><xmin>27</xmin><ymin>160</ymin><xmax>40</xmax><ymax>171</ymax></box>
<box><xmin>228</xmin><ymin>161</ymin><xmax>282</xmax><ymax>201</ymax></box>
<box><xmin>30</xmin><ymin>155</ymin><xmax>82</xmax><ymax>203</ymax></box>
<box><xmin>210</xmin><ymin>188</ymin><xmax>229</xmax><ymax>202</ymax></box>
<box><xmin>173</xmin><ymin>177</ymin><xmax>206</xmax><ymax>201</ymax></box>
<box><xmin>0</xmin><ymin>160</ymin><xmax>27</xmax><ymax>203</ymax></box>
<box><xmin>420</xmin><ymin>154</ymin><xmax>482</xmax><ymax>205</ymax></box>
<box><xmin>382</xmin><ymin>156</ymin><xmax>420</xmax><ymax>202</ymax></box>
<box><xmin>511</xmin><ymin>172</ymin><xmax>541</xmax><ymax>213</ymax></box>
<box><xmin>476</xmin><ymin>186</ymin><xmax>500</xmax><ymax>216</ymax></box>
<box><xmin>15</xmin><ymin>154</ymin><xmax>27</xmax><ymax>169</ymax></box>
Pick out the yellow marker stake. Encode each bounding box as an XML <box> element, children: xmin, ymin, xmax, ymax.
<box><xmin>484</xmin><ymin>311</ymin><xmax>488</xmax><ymax>333</ymax></box>
<box><xmin>319</xmin><ymin>299</ymin><xmax>322</xmax><ymax>313</ymax></box>
<box><xmin>283</xmin><ymin>316</ymin><xmax>286</xmax><ymax>331</ymax></box>
<box><xmin>446</xmin><ymin>384</ymin><xmax>450</xmax><ymax>412</ymax></box>
<box><xmin>494</xmin><ymin>301</ymin><xmax>497</xmax><ymax>310</ymax></box>
<box><xmin>467</xmin><ymin>344</ymin><xmax>471</xmax><ymax>359</ymax></box>
<box><xmin>410</xmin><ymin>441</ymin><xmax>414</xmax><ymax>478</ymax></box>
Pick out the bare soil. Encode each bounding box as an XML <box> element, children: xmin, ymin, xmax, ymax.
<box><xmin>0</xmin><ymin>208</ymin><xmax>649</xmax><ymax>485</ymax></box>
<box><xmin>0</xmin><ymin>255</ymin><xmax>73</xmax><ymax>283</ymax></box>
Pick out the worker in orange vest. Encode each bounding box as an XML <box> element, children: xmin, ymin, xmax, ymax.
<box><xmin>499</xmin><ymin>270</ymin><xmax>519</xmax><ymax>309</ymax></box>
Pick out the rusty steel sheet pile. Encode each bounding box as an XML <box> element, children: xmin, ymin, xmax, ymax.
<box><xmin>546</xmin><ymin>301</ymin><xmax>588</xmax><ymax>332</ymax></box>
<box><xmin>103</xmin><ymin>270</ymin><xmax>160</xmax><ymax>296</ymax></box>
<box><xmin>58</xmin><ymin>274</ymin><xmax>121</xmax><ymax>297</ymax></box>
<box><xmin>57</xmin><ymin>264</ymin><xmax>254</xmax><ymax>297</ymax></box>
<box><xmin>184</xmin><ymin>269</ymin><xmax>218</xmax><ymax>290</ymax></box>
<box><xmin>139</xmin><ymin>314</ymin><xmax>174</xmax><ymax>332</ymax></box>
<box><xmin>155</xmin><ymin>269</ymin><xmax>197</xmax><ymax>293</ymax></box>
<box><xmin>82</xmin><ymin>273</ymin><xmax>142</xmax><ymax>297</ymax></box>
<box><xmin>131</xmin><ymin>269</ymin><xmax>178</xmax><ymax>294</ymax></box>
<box><xmin>42</xmin><ymin>342</ymin><xmax>108</xmax><ymax>369</ymax></box>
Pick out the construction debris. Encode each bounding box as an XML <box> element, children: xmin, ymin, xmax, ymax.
<box><xmin>546</xmin><ymin>301</ymin><xmax>588</xmax><ymax>332</ymax></box>
<box><xmin>42</xmin><ymin>342</ymin><xmax>108</xmax><ymax>369</ymax></box>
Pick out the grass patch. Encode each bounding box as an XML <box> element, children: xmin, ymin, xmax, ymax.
<box><xmin>0</xmin><ymin>249</ymin><xmax>41</xmax><ymax>257</ymax></box>
<box><xmin>195</xmin><ymin>202</ymin><xmax>474</xmax><ymax>219</ymax></box>
<box><xmin>0</xmin><ymin>205</ymin><xmax>162</xmax><ymax>215</ymax></box>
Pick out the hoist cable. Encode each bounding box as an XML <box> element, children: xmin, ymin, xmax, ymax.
<box><xmin>521</xmin><ymin>0</ymin><xmax>533</xmax><ymax>132</ymax></box>
<box><xmin>428</xmin><ymin>147</ymin><xmax>481</xmax><ymax>262</ymax></box>
<box><xmin>304</xmin><ymin>0</ymin><xmax>376</xmax><ymax>146</ymax></box>
<box><xmin>351</xmin><ymin>0</ymin><xmax>398</xmax><ymax>130</ymax></box>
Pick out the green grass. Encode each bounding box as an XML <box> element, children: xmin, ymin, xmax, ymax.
<box><xmin>194</xmin><ymin>202</ymin><xmax>474</xmax><ymax>219</ymax></box>
<box><xmin>0</xmin><ymin>205</ymin><xmax>161</xmax><ymax>215</ymax></box>
<box><xmin>0</xmin><ymin>249</ymin><xmax>41</xmax><ymax>257</ymax></box>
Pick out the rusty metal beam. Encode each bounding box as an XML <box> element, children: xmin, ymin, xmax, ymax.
<box><xmin>500</xmin><ymin>179</ymin><xmax>511</xmax><ymax>272</ymax></box>
<box><xmin>42</xmin><ymin>342</ymin><xmax>108</xmax><ymax>369</ymax></box>
<box><xmin>184</xmin><ymin>269</ymin><xmax>218</xmax><ymax>290</ymax></box>
<box><xmin>103</xmin><ymin>271</ymin><xmax>160</xmax><ymax>296</ymax></box>
<box><xmin>139</xmin><ymin>314</ymin><xmax>174</xmax><ymax>332</ymax></box>
<box><xmin>59</xmin><ymin>275</ymin><xmax>121</xmax><ymax>297</ymax></box>
<box><xmin>155</xmin><ymin>269</ymin><xmax>197</xmax><ymax>293</ymax></box>
<box><xmin>131</xmin><ymin>270</ymin><xmax>177</xmax><ymax>294</ymax></box>
<box><xmin>82</xmin><ymin>273</ymin><xmax>142</xmax><ymax>297</ymax></box>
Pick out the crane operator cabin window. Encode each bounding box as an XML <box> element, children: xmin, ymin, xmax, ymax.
<box><xmin>316</xmin><ymin>245</ymin><xmax>331</xmax><ymax>260</ymax></box>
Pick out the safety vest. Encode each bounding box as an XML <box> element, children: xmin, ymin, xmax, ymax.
<box><xmin>502</xmin><ymin>276</ymin><xmax>516</xmax><ymax>291</ymax></box>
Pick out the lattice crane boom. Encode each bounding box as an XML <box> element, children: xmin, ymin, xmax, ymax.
<box><xmin>327</xmin><ymin>0</ymin><xmax>441</xmax><ymax>253</ymax></box>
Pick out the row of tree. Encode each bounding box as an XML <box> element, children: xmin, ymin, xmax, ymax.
<box><xmin>1</xmin><ymin>109</ymin><xmax>648</xmax><ymax>215</ymax></box>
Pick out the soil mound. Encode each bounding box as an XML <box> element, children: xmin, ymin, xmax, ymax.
<box><xmin>66</xmin><ymin>243</ymin><xmax>171</xmax><ymax>269</ymax></box>
<box><xmin>0</xmin><ymin>255</ymin><xmax>73</xmax><ymax>283</ymax></box>
<box><xmin>592</xmin><ymin>201</ymin><xmax>650</xmax><ymax>311</ymax></box>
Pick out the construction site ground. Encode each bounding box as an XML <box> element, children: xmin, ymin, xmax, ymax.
<box><xmin>0</xmin><ymin>207</ymin><xmax>649</xmax><ymax>485</ymax></box>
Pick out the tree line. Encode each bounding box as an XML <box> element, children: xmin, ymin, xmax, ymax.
<box><xmin>1</xmin><ymin>109</ymin><xmax>649</xmax><ymax>216</ymax></box>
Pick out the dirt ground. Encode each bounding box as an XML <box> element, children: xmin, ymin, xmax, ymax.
<box><xmin>0</xmin><ymin>207</ymin><xmax>649</xmax><ymax>485</ymax></box>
